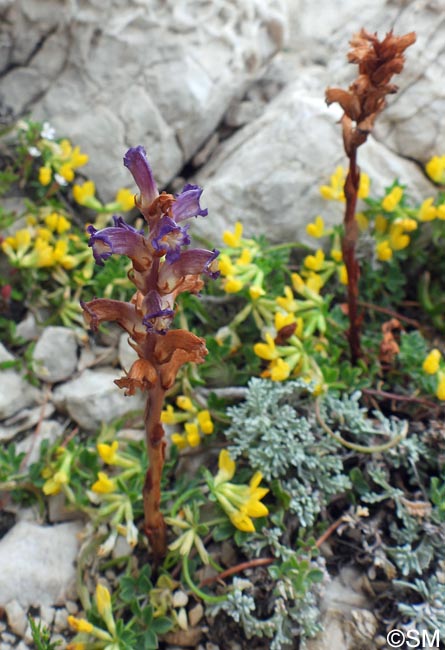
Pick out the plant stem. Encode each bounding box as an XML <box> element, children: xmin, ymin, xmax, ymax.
<box><xmin>182</xmin><ymin>556</ymin><xmax>227</xmax><ymax>603</ymax></box>
<box><xmin>199</xmin><ymin>557</ymin><xmax>274</xmax><ymax>587</ymax></box>
<box><xmin>342</xmin><ymin>146</ymin><xmax>362</xmax><ymax>363</ymax></box>
<box><xmin>314</xmin><ymin>397</ymin><xmax>408</xmax><ymax>453</ymax></box>
<box><xmin>143</xmin><ymin>378</ymin><xmax>167</xmax><ymax>563</ymax></box>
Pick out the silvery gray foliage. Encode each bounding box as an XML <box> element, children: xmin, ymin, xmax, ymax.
<box><xmin>224</xmin><ymin>378</ymin><xmax>350</xmax><ymax>526</ymax></box>
<box><xmin>210</xmin><ymin>575</ymin><xmax>322</xmax><ymax>650</ymax></box>
<box><xmin>396</xmin><ymin>573</ymin><xmax>445</xmax><ymax>637</ymax></box>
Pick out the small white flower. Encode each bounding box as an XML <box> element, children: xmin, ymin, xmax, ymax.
<box><xmin>41</xmin><ymin>122</ymin><xmax>56</xmax><ymax>140</ymax></box>
<box><xmin>28</xmin><ymin>146</ymin><xmax>41</xmax><ymax>157</ymax></box>
<box><xmin>54</xmin><ymin>173</ymin><xmax>67</xmax><ymax>186</ymax></box>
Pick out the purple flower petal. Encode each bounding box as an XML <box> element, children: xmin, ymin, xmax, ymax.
<box><xmin>151</xmin><ymin>216</ymin><xmax>191</xmax><ymax>262</ymax></box>
<box><xmin>171</xmin><ymin>184</ymin><xmax>208</xmax><ymax>222</ymax></box>
<box><xmin>123</xmin><ymin>146</ymin><xmax>158</xmax><ymax>210</ymax></box>
<box><xmin>87</xmin><ymin>216</ymin><xmax>149</xmax><ymax>268</ymax></box>
<box><xmin>158</xmin><ymin>248</ymin><xmax>220</xmax><ymax>293</ymax></box>
<box><xmin>142</xmin><ymin>290</ymin><xmax>175</xmax><ymax>334</ymax></box>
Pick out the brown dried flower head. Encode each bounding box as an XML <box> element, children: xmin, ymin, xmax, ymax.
<box><xmin>326</xmin><ymin>29</ymin><xmax>416</xmax><ymax>154</ymax></box>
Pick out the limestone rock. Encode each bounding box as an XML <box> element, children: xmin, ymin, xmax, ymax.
<box><xmin>0</xmin><ymin>0</ymin><xmax>286</xmax><ymax>198</ymax></box>
<box><xmin>118</xmin><ymin>332</ymin><xmax>139</xmax><ymax>372</ymax></box>
<box><xmin>0</xmin><ymin>342</ymin><xmax>14</xmax><ymax>363</ymax></box>
<box><xmin>32</xmin><ymin>326</ymin><xmax>78</xmax><ymax>383</ymax></box>
<box><xmin>0</xmin><ymin>402</ymin><xmax>55</xmax><ymax>443</ymax></box>
<box><xmin>5</xmin><ymin>599</ymin><xmax>27</xmax><ymax>637</ymax></box>
<box><xmin>0</xmin><ymin>521</ymin><xmax>83</xmax><ymax>608</ymax></box>
<box><xmin>0</xmin><ymin>370</ymin><xmax>40</xmax><ymax>420</ymax></box>
<box><xmin>52</xmin><ymin>367</ymin><xmax>144</xmax><ymax>431</ymax></box>
<box><xmin>15</xmin><ymin>419</ymin><xmax>64</xmax><ymax>465</ymax></box>
<box><xmin>196</xmin><ymin>73</ymin><xmax>432</xmax><ymax>245</ymax></box>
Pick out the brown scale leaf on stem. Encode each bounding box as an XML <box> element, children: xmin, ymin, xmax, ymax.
<box><xmin>325</xmin><ymin>28</ymin><xmax>415</xmax><ymax>364</ymax></box>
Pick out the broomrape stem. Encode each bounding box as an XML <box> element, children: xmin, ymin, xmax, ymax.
<box><xmin>343</xmin><ymin>147</ymin><xmax>362</xmax><ymax>364</ymax></box>
<box><xmin>143</xmin><ymin>379</ymin><xmax>167</xmax><ymax>563</ymax></box>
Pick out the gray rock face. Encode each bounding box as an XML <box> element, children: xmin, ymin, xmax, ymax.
<box><xmin>0</xmin><ymin>370</ymin><xmax>40</xmax><ymax>420</ymax></box>
<box><xmin>196</xmin><ymin>73</ymin><xmax>433</xmax><ymax>245</ymax></box>
<box><xmin>52</xmin><ymin>367</ymin><xmax>145</xmax><ymax>431</ymax></box>
<box><xmin>0</xmin><ymin>521</ymin><xmax>83</xmax><ymax>608</ymax></box>
<box><xmin>32</xmin><ymin>326</ymin><xmax>78</xmax><ymax>383</ymax></box>
<box><xmin>0</xmin><ymin>0</ymin><xmax>286</xmax><ymax>198</ymax></box>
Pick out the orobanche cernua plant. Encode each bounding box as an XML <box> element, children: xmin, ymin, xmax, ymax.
<box><xmin>326</xmin><ymin>28</ymin><xmax>416</xmax><ymax>362</ymax></box>
<box><xmin>81</xmin><ymin>146</ymin><xmax>219</xmax><ymax>560</ymax></box>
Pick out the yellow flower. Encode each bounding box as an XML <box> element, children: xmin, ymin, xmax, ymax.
<box><xmin>171</xmin><ymin>433</ymin><xmax>188</xmax><ymax>450</ymax></box>
<box><xmin>97</xmin><ymin>441</ymin><xmax>119</xmax><ymax>464</ymax></box>
<box><xmin>161</xmin><ymin>404</ymin><xmax>176</xmax><ymax>424</ymax></box>
<box><xmin>355</xmin><ymin>212</ymin><xmax>369</xmax><ymax>231</ymax></box>
<box><xmin>249</xmin><ymin>285</ymin><xmax>265</xmax><ymax>300</ymax></box>
<box><xmin>423</xmin><ymin>349</ymin><xmax>441</xmax><ymax>375</ymax></box>
<box><xmin>306</xmin><ymin>215</ymin><xmax>325</xmax><ymax>238</ymax></box>
<box><xmin>375</xmin><ymin>214</ymin><xmax>388</xmax><ymax>234</ymax></box>
<box><xmin>224</xmin><ymin>277</ymin><xmax>243</xmax><ymax>293</ymax></box>
<box><xmin>223</xmin><ymin>221</ymin><xmax>243</xmax><ymax>247</ymax></box>
<box><xmin>358</xmin><ymin>172</ymin><xmax>370</xmax><ymax>199</ymax></box>
<box><xmin>67</xmin><ymin>616</ymin><xmax>93</xmax><ymax>634</ymax></box>
<box><xmin>70</xmin><ymin>146</ymin><xmax>89</xmax><ymax>168</ymax></box>
<box><xmin>95</xmin><ymin>583</ymin><xmax>116</xmax><ymax>635</ymax></box>
<box><xmin>274</xmin><ymin>311</ymin><xmax>295</xmax><ymax>332</ymax></box>
<box><xmin>42</xmin><ymin>449</ymin><xmax>72</xmax><ymax>495</ymax></box>
<box><xmin>338</xmin><ymin>264</ymin><xmax>348</xmax><ymax>285</ymax></box>
<box><xmin>92</xmin><ymin>471</ymin><xmax>115</xmax><ymax>494</ymax></box>
<box><xmin>73</xmin><ymin>180</ymin><xmax>96</xmax><ymax>206</ymax></box>
<box><xmin>215</xmin><ymin>449</ymin><xmax>236</xmax><ymax>485</ymax></box>
<box><xmin>218</xmin><ymin>254</ymin><xmax>235</xmax><ymax>276</ymax></box>
<box><xmin>389</xmin><ymin>224</ymin><xmax>410</xmax><ymax>251</ymax></box>
<box><xmin>276</xmin><ymin>286</ymin><xmax>298</xmax><ymax>311</ymax></box>
<box><xmin>394</xmin><ymin>217</ymin><xmax>417</xmax><ymax>232</ymax></box>
<box><xmin>176</xmin><ymin>396</ymin><xmax>195</xmax><ymax>412</ymax></box>
<box><xmin>304</xmin><ymin>249</ymin><xmax>325</xmax><ymax>271</ymax></box>
<box><xmin>37</xmin><ymin>227</ymin><xmax>53</xmax><ymax>242</ymax></box>
<box><xmin>437</xmin><ymin>204</ymin><xmax>445</xmax><ymax>220</ymax></box>
<box><xmin>197</xmin><ymin>409</ymin><xmax>214</xmax><ymax>434</ymax></box>
<box><xmin>418</xmin><ymin>198</ymin><xmax>437</xmax><ymax>222</ymax></box>
<box><xmin>375</xmin><ymin>240</ymin><xmax>393</xmax><ymax>261</ymax></box>
<box><xmin>115</xmin><ymin>188</ymin><xmax>135</xmax><ymax>211</ymax></box>
<box><xmin>58</xmin><ymin>163</ymin><xmax>75</xmax><ymax>182</ymax></box>
<box><xmin>236</xmin><ymin>248</ymin><xmax>252</xmax><ymax>265</ymax></box>
<box><xmin>184</xmin><ymin>422</ymin><xmax>200</xmax><ymax>447</ymax></box>
<box><xmin>426</xmin><ymin>155</ymin><xmax>445</xmax><ymax>184</ymax></box>
<box><xmin>436</xmin><ymin>372</ymin><xmax>445</xmax><ymax>401</ymax></box>
<box><xmin>307</xmin><ymin>273</ymin><xmax>322</xmax><ymax>296</ymax></box>
<box><xmin>254</xmin><ymin>332</ymin><xmax>278</xmax><ymax>361</ymax></box>
<box><xmin>60</xmin><ymin>139</ymin><xmax>72</xmax><ymax>159</ymax></box>
<box><xmin>34</xmin><ymin>240</ymin><xmax>56</xmax><ymax>267</ymax></box>
<box><xmin>319</xmin><ymin>166</ymin><xmax>345</xmax><ymax>202</ymax></box>
<box><xmin>39</xmin><ymin>166</ymin><xmax>52</xmax><ymax>186</ymax></box>
<box><xmin>269</xmin><ymin>357</ymin><xmax>291</xmax><ymax>381</ymax></box>
<box><xmin>330</xmin><ymin>248</ymin><xmax>342</xmax><ymax>262</ymax></box>
<box><xmin>45</xmin><ymin>212</ymin><xmax>71</xmax><ymax>233</ymax></box>
<box><xmin>212</xmin><ymin>451</ymin><xmax>269</xmax><ymax>533</ymax></box>
<box><xmin>382</xmin><ymin>186</ymin><xmax>403</xmax><ymax>212</ymax></box>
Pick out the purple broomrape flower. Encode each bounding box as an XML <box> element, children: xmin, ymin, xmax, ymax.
<box><xmin>142</xmin><ymin>290</ymin><xmax>175</xmax><ymax>334</ymax></box>
<box><xmin>124</xmin><ymin>146</ymin><xmax>158</xmax><ymax>213</ymax></box>
<box><xmin>158</xmin><ymin>248</ymin><xmax>220</xmax><ymax>293</ymax></box>
<box><xmin>151</xmin><ymin>216</ymin><xmax>191</xmax><ymax>262</ymax></box>
<box><xmin>87</xmin><ymin>216</ymin><xmax>150</xmax><ymax>269</ymax></box>
<box><xmin>171</xmin><ymin>184</ymin><xmax>208</xmax><ymax>222</ymax></box>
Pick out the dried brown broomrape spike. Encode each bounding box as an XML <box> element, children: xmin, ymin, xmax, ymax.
<box><xmin>326</xmin><ymin>29</ymin><xmax>416</xmax><ymax>155</ymax></box>
<box><xmin>325</xmin><ymin>28</ymin><xmax>415</xmax><ymax>364</ymax></box>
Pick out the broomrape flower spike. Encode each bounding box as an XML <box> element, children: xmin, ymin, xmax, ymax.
<box><xmin>81</xmin><ymin>145</ymin><xmax>219</xmax><ymax>561</ymax></box>
<box><xmin>325</xmin><ymin>27</ymin><xmax>416</xmax><ymax>363</ymax></box>
<box><xmin>209</xmin><ymin>450</ymin><xmax>269</xmax><ymax>533</ymax></box>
